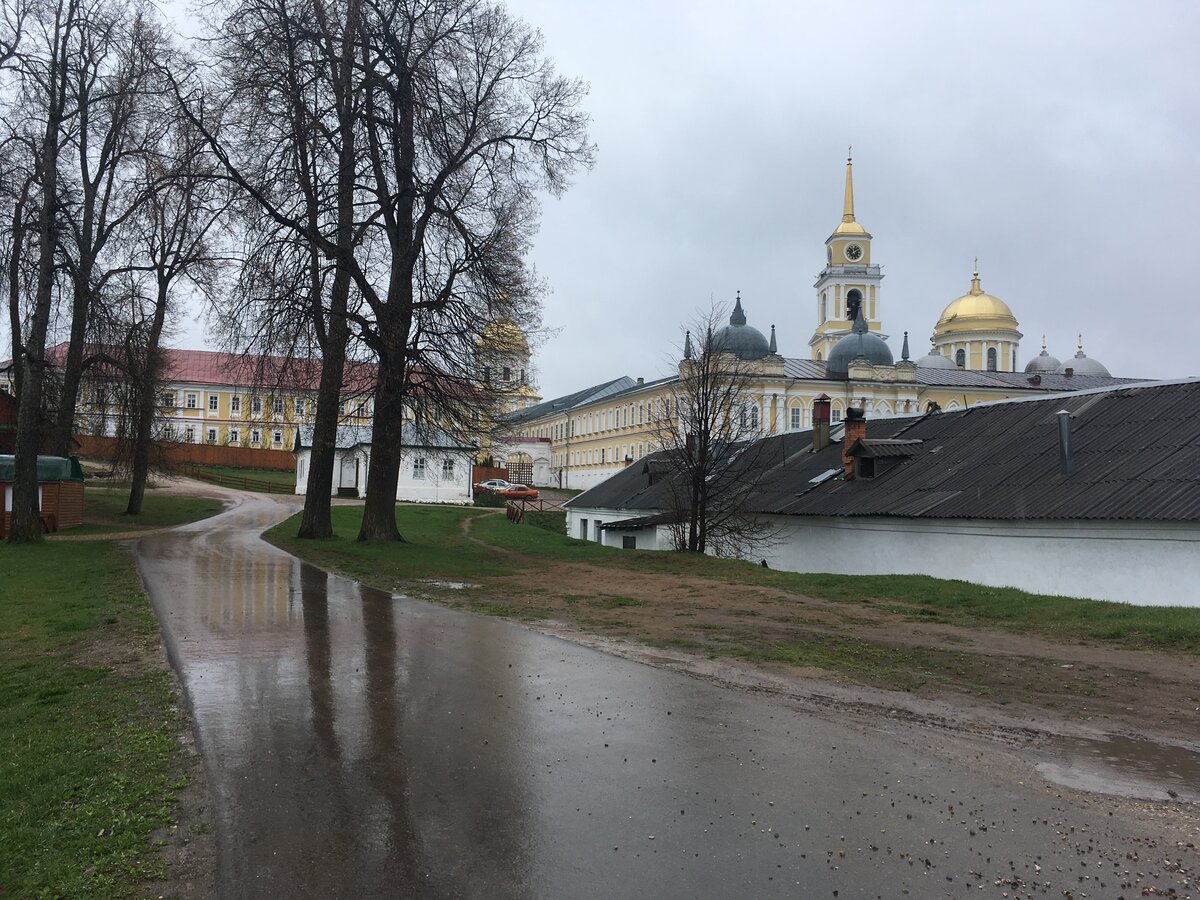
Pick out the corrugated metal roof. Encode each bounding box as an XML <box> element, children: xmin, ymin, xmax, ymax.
<box><xmin>572</xmin><ymin>380</ymin><xmax>1200</xmax><ymax>524</ymax></box>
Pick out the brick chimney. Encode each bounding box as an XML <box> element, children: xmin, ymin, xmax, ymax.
<box><xmin>842</xmin><ymin>407</ymin><xmax>866</xmax><ymax>476</ymax></box>
<box><xmin>812</xmin><ymin>394</ymin><xmax>831</xmax><ymax>452</ymax></box>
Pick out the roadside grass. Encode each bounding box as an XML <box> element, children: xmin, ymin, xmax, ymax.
<box><xmin>64</xmin><ymin>487</ymin><xmax>226</xmax><ymax>535</ymax></box>
<box><xmin>272</xmin><ymin>504</ymin><xmax>1200</xmax><ymax>654</ymax></box>
<box><xmin>265</xmin><ymin>504</ymin><xmax>519</xmax><ymax>585</ymax></box>
<box><xmin>0</xmin><ymin>540</ymin><xmax>192</xmax><ymax>897</ymax></box>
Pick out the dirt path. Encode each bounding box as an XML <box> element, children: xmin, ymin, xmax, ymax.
<box><xmin>442</xmin><ymin>516</ymin><xmax>1200</xmax><ymax>749</ymax></box>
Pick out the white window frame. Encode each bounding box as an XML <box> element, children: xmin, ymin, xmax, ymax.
<box><xmin>184</xmin><ymin>425</ymin><xmax>195</xmax><ymax>442</ymax></box>
<box><xmin>186</xmin><ymin>393</ymin><xmax>198</xmax><ymax>409</ymax></box>
<box><xmin>272</xmin><ymin>430</ymin><xmax>283</xmax><ymax>446</ymax></box>
<box><xmin>205</xmin><ymin>427</ymin><xmax>217</xmax><ymax>443</ymax></box>
<box><xmin>229</xmin><ymin>428</ymin><xmax>240</xmax><ymax>444</ymax></box>
<box><xmin>413</xmin><ymin>458</ymin><xmax>427</xmax><ymax>480</ymax></box>
<box><xmin>251</xmin><ymin>397</ymin><xmax>262</xmax><ymax>415</ymax></box>
<box><xmin>273</xmin><ymin>398</ymin><xmax>284</xmax><ymax>416</ymax></box>
<box><xmin>251</xmin><ymin>428</ymin><xmax>262</xmax><ymax>444</ymax></box>
<box><xmin>295</xmin><ymin>397</ymin><xmax>305</xmax><ymax>417</ymax></box>
<box><xmin>442</xmin><ymin>458</ymin><xmax>454</xmax><ymax>479</ymax></box>
<box><xmin>790</xmin><ymin>407</ymin><xmax>802</xmax><ymax>430</ymax></box>
<box><xmin>230</xmin><ymin>395</ymin><xmax>241</xmax><ymax>416</ymax></box>
<box><xmin>208</xmin><ymin>394</ymin><xmax>219</xmax><ymax>411</ymax></box>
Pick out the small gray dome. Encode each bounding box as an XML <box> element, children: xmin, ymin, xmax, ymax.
<box><xmin>916</xmin><ymin>348</ymin><xmax>957</xmax><ymax>369</ymax></box>
<box><xmin>826</xmin><ymin>307</ymin><xmax>893</xmax><ymax>379</ymax></box>
<box><xmin>713</xmin><ymin>296</ymin><xmax>771</xmax><ymax>361</ymax></box>
<box><xmin>1057</xmin><ymin>342</ymin><xmax>1110</xmax><ymax>377</ymax></box>
<box><xmin>1024</xmin><ymin>348</ymin><xmax>1062</xmax><ymax>374</ymax></box>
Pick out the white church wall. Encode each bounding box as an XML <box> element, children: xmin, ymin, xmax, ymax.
<box><xmin>294</xmin><ymin>446</ymin><xmax>473</xmax><ymax>504</ymax></box>
<box><xmin>760</xmin><ymin>516</ymin><xmax>1200</xmax><ymax>607</ymax></box>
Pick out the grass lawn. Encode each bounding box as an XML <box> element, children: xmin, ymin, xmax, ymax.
<box><xmin>270</xmin><ymin>504</ymin><xmax>1200</xmax><ymax>654</ymax></box>
<box><xmin>0</xmin><ymin>499</ymin><xmax>220</xmax><ymax>895</ymax></box>
<box><xmin>74</xmin><ymin>487</ymin><xmax>226</xmax><ymax>534</ymax></box>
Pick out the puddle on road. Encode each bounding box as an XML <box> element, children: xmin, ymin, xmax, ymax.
<box><xmin>415</xmin><ymin>579</ymin><xmax>476</xmax><ymax>590</ymax></box>
<box><xmin>1035</xmin><ymin>734</ymin><xmax>1200</xmax><ymax>803</ymax></box>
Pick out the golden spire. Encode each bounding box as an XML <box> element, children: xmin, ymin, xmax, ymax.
<box><xmin>970</xmin><ymin>259</ymin><xmax>982</xmax><ymax>295</ymax></box>
<box><xmin>842</xmin><ymin>147</ymin><xmax>855</xmax><ymax>223</ymax></box>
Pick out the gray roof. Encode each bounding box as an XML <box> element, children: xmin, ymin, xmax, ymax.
<box><xmin>506</xmin><ymin>376</ymin><xmax>637</xmax><ymax>424</ymax></box>
<box><xmin>712</xmin><ymin>297</ymin><xmax>771</xmax><ymax>361</ymax></box>
<box><xmin>572</xmin><ymin>379</ymin><xmax>1200</xmax><ymax>524</ymax></box>
<box><xmin>825</xmin><ymin>308</ymin><xmax>894</xmax><ymax>377</ymax></box>
<box><xmin>296</xmin><ymin>423</ymin><xmax>474</xmax><ymax>451</ymax></box>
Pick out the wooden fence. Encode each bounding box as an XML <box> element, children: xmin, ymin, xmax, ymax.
<box><xmin>182</xmin><ymin>466</ymin><xmax>295</xmax><ymax>495</ymax></box>
<box><xmin>472</xmin><ymin>464</ymin><xmax>508</xmax><ymax>485</ymax></box>
<box><xmin>75</xmin><ymin>434</ymin><xmax>296</xmax><ymax>471</ymax></box>
<box><xmin>505</xmin><ymin>496</ymin><xmax>566</xmax><ymax>523</ymax></box>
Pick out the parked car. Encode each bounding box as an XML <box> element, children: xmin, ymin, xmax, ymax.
<box><xmin>500</xmin><ymin>484</ymin><xmax>539</xmax><ymax>500</ymax></box>
<box><xmin>474</xmin><ymin>479</ymin><xmax>513</xmax><ymax>493</ymax></box>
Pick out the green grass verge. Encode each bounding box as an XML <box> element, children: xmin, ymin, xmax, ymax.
<box><xmin>0</xmin><ymin>541</ymin><xmax>188</xmax><ymax>897</ymax></box>
<box><xmin>0</xmin><ymin>490</ymin><xmax>220</xmax><ymax>894</ymax></box>
<box><xmin>265</xmin><ymin>504</ymin><xmax>518</xmax><ymax>585</ymax></box>
<box><xmin>79</xmin><ymin>487</ymin><xmax>226</xmax><ymax>531</ymax></box>
<box><xmin>271</xmin><ymin>504</ymin><xmax>1200</xmax><ymax>653</ymax></box>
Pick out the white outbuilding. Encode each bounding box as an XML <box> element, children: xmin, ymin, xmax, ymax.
<box><xmin>294</xmin><ymin>424</ymin><xmax>476</xmax><ymax>505</ymax></box>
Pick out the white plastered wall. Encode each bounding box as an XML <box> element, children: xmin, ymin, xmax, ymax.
<box><xmin>760</xmin><ymin>516</ymin><xmax>1200</xmax><ymax>607</ymax></box>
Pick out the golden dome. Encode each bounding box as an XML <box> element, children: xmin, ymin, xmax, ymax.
<box><xmin>479</xmin><ymin>319</ymin><xmax>529</xmax><ymax>355</ymax></box>
<box><xmin>934</xmin><ymin>270</ymin><xmax>1019</xmax><ymax>337</ymax></box>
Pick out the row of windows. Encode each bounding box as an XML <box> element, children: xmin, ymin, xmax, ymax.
<box><xmin>534</xmin><ymin>397</ymin><xmax>675</xmax><ymax>442</ymax></box>
<box><xmin>164</xmin><ymin>424</ymin><xmax>287</xmax><ymax>446</ymax></box>
<box><xmin>555</xmin><ymin>441</ymin><xmax>657</xmax><ymax>468</ymax></box>
<box><xmin>412</xmin><ymin>458</ymin><xmax>456</xmax><ymax>480</ymax></box>
<box><xmin>159</xmin><ymin>391</ymin><xmax>372</xmax><ymax>419</ymax></box>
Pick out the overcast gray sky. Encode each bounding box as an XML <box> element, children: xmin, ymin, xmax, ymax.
<box><xmin>160</xmin><ymin>1</ymin><xmax>1198</xmax><ymax>397</ymax></box>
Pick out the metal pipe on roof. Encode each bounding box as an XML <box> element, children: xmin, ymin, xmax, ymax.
<box><xmin>1057</xmin><ymin>410</ymin><xmax>1074</xmax><ymax>476</ymax></box>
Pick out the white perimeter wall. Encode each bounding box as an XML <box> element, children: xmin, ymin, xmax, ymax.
<box><xmin>761</xmin><ymin>516</ymin><xmax>1200</xmax><ymax>607</ymax></box>
<box><xmin>565</xmin><ymin>506</ymin><xmax>670</xmax><ymax>550</ymax></box>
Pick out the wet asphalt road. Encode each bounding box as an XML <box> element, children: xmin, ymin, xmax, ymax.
<box><xmin>136</xmin><ymin>495</ymin><xmax>1196</xmax><ymax>899</ymax></box>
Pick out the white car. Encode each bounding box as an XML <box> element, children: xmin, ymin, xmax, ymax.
<box><xmin>474</xmin><ymin>479</ymin><xmax>513</xmax><ymax>493</ymax></box>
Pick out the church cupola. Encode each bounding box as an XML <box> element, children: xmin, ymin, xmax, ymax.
<box><xmin>810</xmin><ymin>151</ymin><xmax>886</xmax><ymax>362</ymax></box>
<box><xmin>932</xmin><ymin>262</ymin><xmax>1022</xmax><ymax>372</ymax></box>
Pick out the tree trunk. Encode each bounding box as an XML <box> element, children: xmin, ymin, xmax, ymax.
<box><xmin>297</xmin><ymin>328</ymin><xmax>345</xmax><ymax>538</ymax></box>
<box><xmin>357</xmin><ymin>347</ymin><xmax>406</xmax><ymax>542</ymax></box>
<box><xmin>51</xmin><ymin>268</ymin><xmax>92</xmax><ymax>456</ymax></box>
<box><xmin>9</xmin><ymin>65</ymin><xmax>66</xmax><ymax>543</ymax></box>
<box><xmin>125</xmin><ymin>277</ymin><xmax>169</xmax><ymax>515</ymax></box>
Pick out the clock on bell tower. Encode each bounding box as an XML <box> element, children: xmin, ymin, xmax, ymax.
<box><xmin>809</xmin><ymin>151</ymin><xmax>887</xmax><ymax>362</ymax></box>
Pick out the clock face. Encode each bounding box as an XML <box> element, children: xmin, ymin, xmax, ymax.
<box><xmin>844</xmin><ymin>243</ymin><xmax>864</xmax><ymax>262</ymax></box>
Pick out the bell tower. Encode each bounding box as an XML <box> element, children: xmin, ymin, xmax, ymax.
<box><xmin>810</xmin><ymin>151</ymin><xmax>886</xmax><ymax>361</ymax></box>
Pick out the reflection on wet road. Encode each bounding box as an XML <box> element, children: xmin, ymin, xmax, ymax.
<box><xmin>136</xmin><ymin>496</ymin><xmax>1198</xmax><ymax>898</ymax></box>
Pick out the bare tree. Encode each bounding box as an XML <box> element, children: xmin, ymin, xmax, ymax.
<box><xmin>4</xmin><ymin>0</ymin><xmax>82</xmax><ymax>542</ymax></box>
<box><xmin>179</xmin><ymin>0</ymin><xmax>593</xmax><ymax>543</ymax></box>
<box><xmin>652</xmin><ymin>306</ymin><xmax>778</xmax><ymax>557</ymax></box>
<box><xmin>49</xmin><ymin>6</ymin><xmax>168</xmax><ymax>457</ymax></box>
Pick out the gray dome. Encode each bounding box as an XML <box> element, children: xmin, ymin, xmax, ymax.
<box><xmin>916</xmin><ymin>349</ymin><xmax>957</xmax><ymax>369</ymax></box>
<box><xmin>712</xmin><ymin>296</ymin><xmax>771</xmax><ymax>361</ymax></box>
<box><xmin>1024</xmin><ymin>347</ymin><xmax>1062</xmax><ymax>374</ymax></box>
<box><xmin>1057</xmin><ymin>343</ymin><xmax>1110</xmax><ymax>377</ymax></box>
<box><xmin>826</xmin><ymin>307</ymin><xmax>894</xmax><ymax>378</ymax></box>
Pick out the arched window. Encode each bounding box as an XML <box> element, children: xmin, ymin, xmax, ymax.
<box><xmin>846</xmin><ymin>289</ymin><xmax>863</xmax><ymax>321</ymax></box>
<box><xmin>819</xmin><ymin>291</ymin><xmax>827</xmax><ymax>324</ymax></box>
<box><xmin>955</xmin><ymin>349</ymin><xmax>966</xmax><ymax>368</ymax></box>
<box><xmin>986</xmin><ymin>348</ymin><xmax>997</xmax><ymax>371</ymax></box>
<box><xmin>816</xmin><ymin>351</ymin><xmax>823</xmax><ymax>362</ymax></box>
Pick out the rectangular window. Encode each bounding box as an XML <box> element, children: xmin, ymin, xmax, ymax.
<box><xmin>205</xmin><ymin>427</ymin><xmax>217</xmax><ymax>443</ymax></box>
<box><xmin>230</xmin><ymin>395</ymin><xmax>241</xmax><ymax>414</ymax></box>
<box><xmin>354</xmin><ymin>402</ymin><xmax>366</xmax><ymax>418</ymax></box>
<box><xmin>159</xmin><ymin>391</ymin><xmax>175</xmax><ymax>408</ymax></box>
<box><xmin>790</xmin><ymin>407</ymin><xmax>802</xmax><ymax>430</ymax></box>
<box><xmin>295</xmin><ymin>398</ymin><xmax>305</xmax><ymax>417</ymax></box>
<box><xmin>251</xmin><ymin>397</ymin><xmax>262</xmax><ymax>415</ymax></box>
<box><xmin>251</xmin><ymin>428</ymin><xmax>262</xmax><ymax>444</ymax></box>
<box><xmin>831</xmin><ymin>409</ymin><xmax>843</xmax><ymax>423</ymax></box>
<box><xmin>502</xmin><ymin>366</ymin><xmax>511</xmax><ymax>382</ymax></box>
<box><xmin>186</xmin><ymin>393</ymin><xmax>197</xmax><ymax>409</ymax></box>
<box><xmin>442</xmin><ymin>458</ymin><xmax>454</xmax><ymax>479</ymax></box>
<box><xmin>272</xmin><ymin>430</ymin><xmax>283</xmax><ymax>445</ymax></box>
<box><xmin>208</xmin><ymin>394</ymin><xmax>218</xmax><ymax>411</ymax></box>
<box><xmin>229</xmin><ymin>428</ymin><xmax>240</xmax><ymax>444</ymax></box>
<box><xmin>579</xmin><ymin>519</ymin><xmax>588</xmax><ymax>540</ymax></box>
<box><xmin>413</xmin><ymin>458</ymin><xmax>426</xmax><ymax>479</ymax></box>
<box><xmin>185</xmin><ymin>425</ymin><xmax>195</xmax><ymax>442</ymax></box>
<box><xmin>273</xmin><ymin>398</ymin><xmax>284</xmax><ymax>415</ymax></box>
<box><xmin>622</xmin><ymin>535</ymin><xmax>636</xmax><ymax>550</ymax></box>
